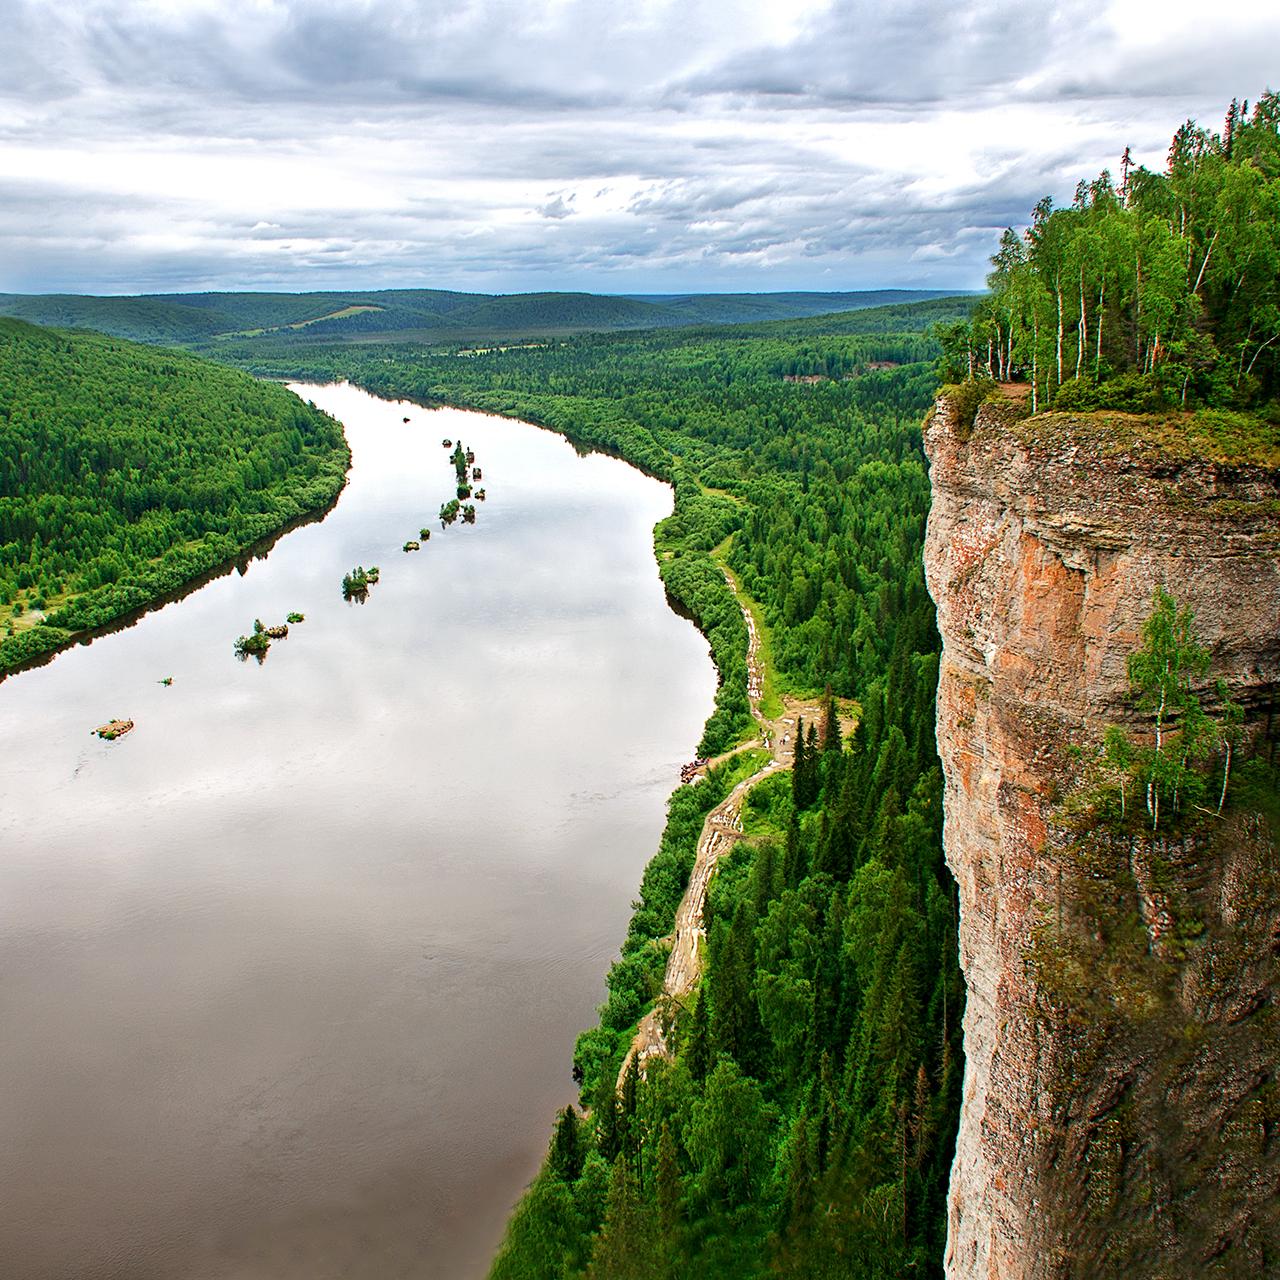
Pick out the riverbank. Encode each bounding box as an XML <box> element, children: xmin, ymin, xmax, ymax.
<box><xmin>0</xmin><ymin>321</ymin><xmax>350</xmax><ymax>679</ymax></box>
<box><xmin>618</xmin><ymin>575</ymin><xmax>852</xmax><ymax>1083</ymax></box>
<box><xmin>0</xmin><ymin>480</ymin><xmax>347</xmax><ymax>681</ymax></box>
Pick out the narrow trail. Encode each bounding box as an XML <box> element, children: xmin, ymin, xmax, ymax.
<box><xmin>618</xmin><ymin>571</ymin><xmax>828</xmax><ymax>1084</ymax></box>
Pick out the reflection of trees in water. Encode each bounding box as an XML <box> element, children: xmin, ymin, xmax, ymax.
<box><xmin>2</xmin><ymin>488</ymin><xmax>343</xmax><ymax>685</ymax></box>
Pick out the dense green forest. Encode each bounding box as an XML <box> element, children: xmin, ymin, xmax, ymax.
<box><xmin>236</xmin><ymin>297</ymin><xmax>967</xmax><ymax>1276</ymax></box>
<box><xmin>0</xmin><ymin>287</ymin><xmax>956</xmax><ymax>349</ymax></box>
<box><xmin>941</xmin><ymin>93</ymin><xmax>1280</xmax><ymax>414</ymax></box>
<box><xmin>0</xmin><ymin>319</ymin><xmax>348</xmax><ymax>672</ymax></box>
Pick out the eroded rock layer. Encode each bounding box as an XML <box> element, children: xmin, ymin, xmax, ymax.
<box><xmin>923</xmin><ymin>396</ymin><xmax>1280</xmax><ymax>1279</ymax></box>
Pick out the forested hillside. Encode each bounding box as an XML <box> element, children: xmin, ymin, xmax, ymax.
<box><xmin>0</xmin><ymin>319</ymin><xmax>348</xmax><ymax>673</ymax></box>
<box><xmin>942</xmin><ymin>93</ymin><xmax>1280</xmax><ymax>414</ymax></box>
<box><xmin>240</xmin><ymin>299</ymin><xmax>967</xmax><ymax>1276</ymax></box>
<box><xmin>0</xmin><ymin>287</ymin><xmax>956</xmax><ymax>349</ymax></box>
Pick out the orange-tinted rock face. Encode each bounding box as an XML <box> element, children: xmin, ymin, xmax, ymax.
<box><xmin>923</xmin><ymin>397</ymin><xmax>1280</xmax><ymax>1279</ymax></box>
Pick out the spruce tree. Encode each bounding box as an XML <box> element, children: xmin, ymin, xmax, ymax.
<box><xmin>686</xmin><ymin>991</ymin><xmax>711</xmax><ymax>1084</ymax></box>
<box><xmin>822</xmin><ymin>685</ymin><xmax>841</xmax><ymax>754</ymax></box>
<box><xmin>592</xmin><ymin>1066</ymin><xmax>620</xmax><ymax>1162</ymax></box>
<box><xmin>792</xmin><ymin>720</ymin><xmax>809</xmax><ymax>808</ymax></box>
<box><xmin>655</xmin><ymin>1120</ymin><xmax>683</xmax><ymax>1240</ymax></box>
<box><xmin>782</xmin><ymin>809</ymin><xmax>806</xmax><ymax>888</ymax></box>
<box><xmin>619</xmin><ymin>1055</ymin><xmax>641</xmax><ymax>1164</ymax></box>
<box><xmin>549</xmin><ymin>1105</ymin><xmax>585</xmax><ymax>1183</ymax></box>
<box><xmin>587</xmin><ymin>1157</ymin><xmax>657</xmax><ymax>1280</ymax></box>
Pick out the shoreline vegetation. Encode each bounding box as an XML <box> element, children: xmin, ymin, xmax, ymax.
<box><xmin>0</xmin><ymin>489</ymin><xmax>345</xmax><ymax>682</ymax></box>
<box><xmin>0</xmin><ymin>319</ymin><xmax>350</xmax><ymax>678</ymax></box>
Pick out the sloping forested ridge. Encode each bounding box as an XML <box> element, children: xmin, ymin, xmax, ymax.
<box><xmin>0</xmin><ymin>286</ymin><xmax>958</xmax><ymax>349</ymax></box>
<box><xmin>243</xmin><ymin>304</ymin><xmax>966</xmax><ymax>1276</ymax></box>
<box><xmin>0</xmin><ymin>319</ymin><xmax>349</xmax><ymax>672</ymax></box>
<box><xmin>942</xmin><ymin>93</ymin><xmax>1280</xmax><ymax>416</ymax></box>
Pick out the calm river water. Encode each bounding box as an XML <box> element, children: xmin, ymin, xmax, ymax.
<box><xmin>0</xmin><ymin>383</ymin><xmax>715</xmax><ymax>1278</ymax></box>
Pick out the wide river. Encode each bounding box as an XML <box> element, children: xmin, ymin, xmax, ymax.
<box><xmin>0</xmin><ymin>383</ymin><xmax>715</xmax><ymax>1279</ymax></box>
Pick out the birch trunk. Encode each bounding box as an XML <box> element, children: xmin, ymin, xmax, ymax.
<box><xmin>1076</xmin><ymin>263</ymin><xmax>1087</xmax><ymax>379</ymax></box>
<box><xmin>1192</xmin><ymin>230</ymin><xmax>1218</xmax><ymax>297</ymax></box>
<box><xmin>1031</xmin><ymin>313</ymin><xmax>1040</xmax><ymax>413</ymax></box>
<box><xmin>1095</xmin><ymin>282</ymin><xmax>1105</xmax><ymax>375</ymax></box>
<box><xmin>1055</xmin><ymin>274</ymin><xmax>1065</xmax><ymax>389</ymax></box>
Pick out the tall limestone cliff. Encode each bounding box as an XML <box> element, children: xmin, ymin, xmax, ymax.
<box><xmin>922</xmin><ymin>393</ymin><xmax>1280</xmax><ymax>1278</ymax></box>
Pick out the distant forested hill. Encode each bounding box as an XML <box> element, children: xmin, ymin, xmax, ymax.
<box><xmin>624</xmin><ymin>289</ymin><xmax>963</xmax><ymax>327</ymax></box>
<box><xmin>0</xmin><ymin>319</ymin><xmax>348</xmax><ymax>673</ymax></box>
<box><xmin>0</xmin><ymin>287</ymin><xmax>961</xmax><ymax>348</ymax></box>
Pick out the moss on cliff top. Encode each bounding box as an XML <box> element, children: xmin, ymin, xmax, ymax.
<box><xmin>1006</xmin><ymin>405</ymin><xmax>1280</xmax><ymax>469</ymax></box>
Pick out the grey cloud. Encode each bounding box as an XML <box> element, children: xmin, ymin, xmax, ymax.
<box><xmin>0</xmin><ymin>1</ymin><xmax>1274</xmax><ymax>294</ymax></box>
<box><xmin>537</xmin><ymin>195</ymin><xmax>576</xmax><ymax>220</ymax></box>
<box><xmin>676</xmin><ymin>0</ymin><xmax>1103</xmax><ymax>108</ymax></box>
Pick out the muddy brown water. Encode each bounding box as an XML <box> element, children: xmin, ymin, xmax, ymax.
<box><xmin>0</xmin><ymin>383</ymin><xmax>715</xmax><ymax>1279</ymax></box>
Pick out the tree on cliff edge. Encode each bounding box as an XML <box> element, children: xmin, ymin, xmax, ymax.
<box><xmin>1109</xmin><ymin>586</ymin><xmax>1241</xmax><ymax>829</ymax></box>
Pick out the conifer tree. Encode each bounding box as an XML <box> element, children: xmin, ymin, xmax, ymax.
<box><xmin>655</xmin><ymin>1120</ymin><xmax>682</xmax><ymax>1239</ymax></box>
<box><xmin>549</xmin><ymin>1106</ymin><xmax>585</xmax><ymax>1183</ymax></box>
<box><xmin>592</xmin><ymin>1067</ymin><xmax>621</xmax><ymax>1162</ymax></box>
<box><xmin>686</xmin><ymin>992</ymin><xmax>711</xmax><ymax>1084</ymax></box>
<box><xmin>587</xmin><ymin>1158</ymin><xmax>656</xmax><ymax>1280</ymax></box>
<box><xmin>792</xmin><ymin>719</ymin><xmax>809</xmax><ymax>808</ymax></box>
<box><xmin>619</xmin><ymin>1056</ymin><xmax>641</xmax><ymax>1164</ymax></box>
<box><xmin>822</xmin><ymin>686</ymin><xmax>842</xmax><ymax>754</ymax></box>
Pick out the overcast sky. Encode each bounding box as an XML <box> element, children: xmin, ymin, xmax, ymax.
<box><xmin>1</xmin><ymin>0</ymin><xmax>1275</xmax><ymax>296</ymax></box>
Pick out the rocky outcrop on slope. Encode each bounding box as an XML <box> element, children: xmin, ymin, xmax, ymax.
<box><xmin>923</xmin><ymin>395</ymin><xmax>1280</xmax><ymax>1279</ymax></box>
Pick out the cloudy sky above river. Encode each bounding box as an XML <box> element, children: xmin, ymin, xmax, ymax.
<box><xmin>2</xmin><ymin>0</ymin><xmax>1276</xmax><ymax>295</ymax></box>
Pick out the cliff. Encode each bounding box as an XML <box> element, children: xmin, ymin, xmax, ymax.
<box><xmin>923</xmin><ymin>394</ymin><xmax>1280</xmax><ymax>1278</ymax></box>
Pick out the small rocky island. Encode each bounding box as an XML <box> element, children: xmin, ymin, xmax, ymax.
<box><xmin>443</xmin><ymin>442</ymin><xmax>486</xmax><ymax>526</ymax></box>
<box><xmin>94</xmin><ymin>718</ymin><xmax>134</xmax><ymax>740</ymax></box>
<box><xmin>342</xmin><ymin>565</ymin><xmax>380</xmax><ymax>600</ymax></box>
<box><xmin>234</xmin><ymin>617</ymin><xmax>289</xmax><ymax>661</ymax></box>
